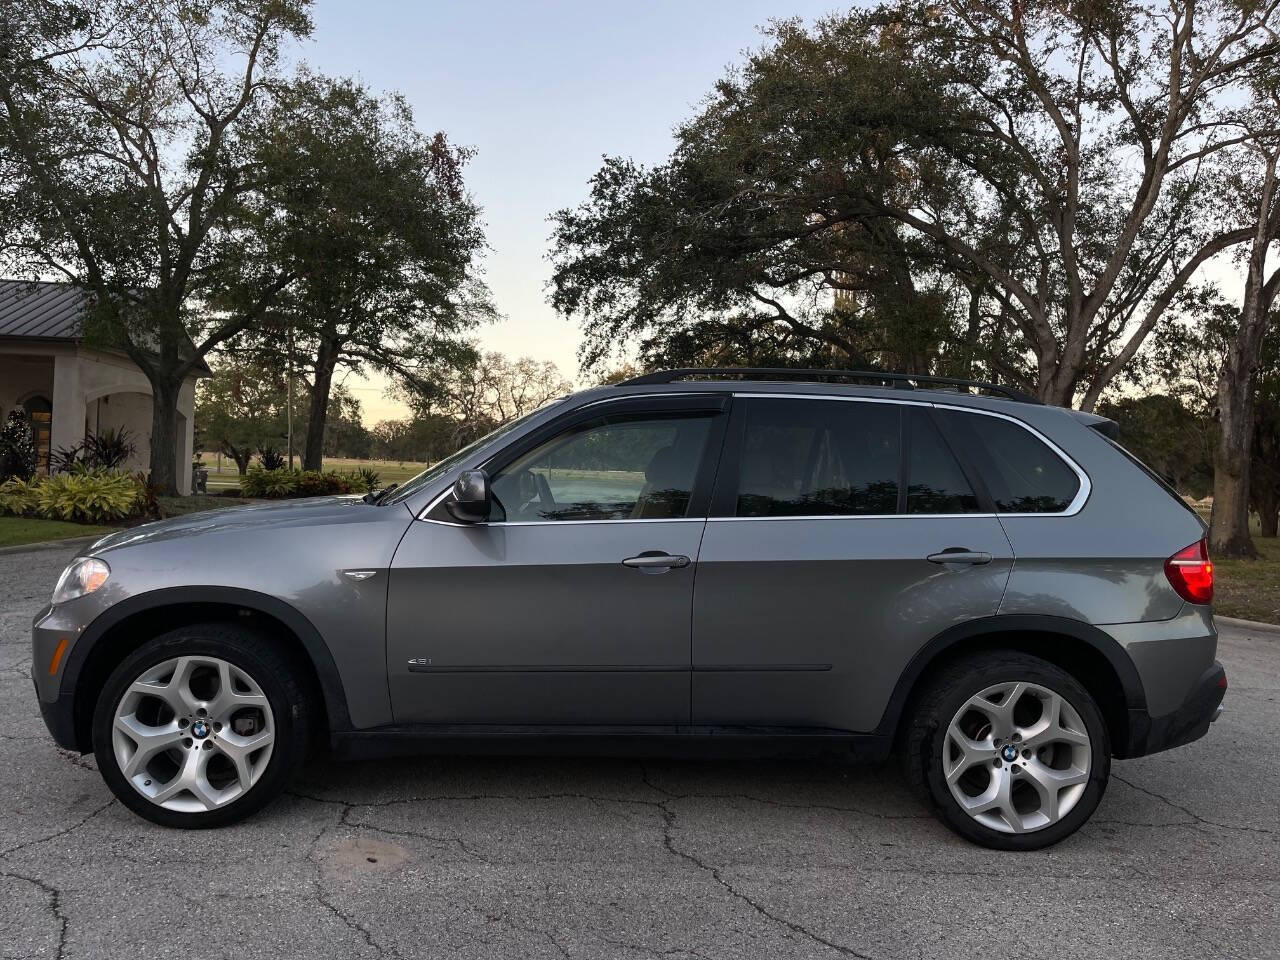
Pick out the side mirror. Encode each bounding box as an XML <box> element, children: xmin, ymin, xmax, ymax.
<box><xmin>445</xmin><ymin>469</ymin><xmax>491</xmax><ymax>523</ymax></box>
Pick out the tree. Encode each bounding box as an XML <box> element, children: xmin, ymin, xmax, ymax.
<box><xmin>1098</xmin><ymin>394</ymin><xmax>1215</xmax><ymax>499</ymax></box>
<box><xmin>0</xmin><ymin>0</ymin><xmax>312</xmax><ymax>492</ymax></box>
<box><xmin>427</xmin><ymin>352</ymin><xmax>571</xmax><ymax>447</ymax></box>
<box><xmin>230</xmin><ymin>74</ymin><xmax>492</xmax><ymax>471</ymax></box>
<box><xmin>551</xmin><ymin>3</ymin><xmax>1278</xmax><ymax>404</ymax></box>
<box><xmin>0</xmin><ymin>410</ymin><xmax>39</xmax><ymax>481</ymax></box>
<box><xmin>1207</xmin><ymin>80</ymin><xmax>1280</xmax><ymax>556</ymax></box>
<box><xmin>194</xmin><ymin>356</ymin><xmax>292</xmax><ymax>474</ymax></box>
<box><xmin>320</xmin><ymin>388</ymin><xmax>372</xmax><ymax>460</ymax></box>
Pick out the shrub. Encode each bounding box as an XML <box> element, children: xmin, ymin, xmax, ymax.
<box><xmin>257</xmin><ymin>446</ymin><xmax>287</xmax><ymax>470</ymax></box>
<box><xmin>348</xmin><ymin>467</ymin><xmax>381</xmax><ymax>494</ymax></box>
<box><xmin>50</xmin><ymin>427</ymin><xmax>137</xmax><ymax>474</ymax></box>
<box><xmin>0</xmin><ymin>412</ymin><xmax>37</xmax><ymax>482</ymax></box>
<box><xmin>295</xmin><ymin>470</ymin><xmax>354</xmax><ymax>497</ymax></box>
<box><xmin>132</xmin><ymin>471</ymin><xmax>163</xmax><ymax>520</ymax></box>
<box><xmin>0</xmin><ymin>477</ymin><xmax>39</xmax><ymax>516</ymax></box>
<box><xmin>33</xmin><ymin>471</ymin><xmax>138</xmax><ymax>523</ymax></box>
<box><xmin>241</xmin><ymin>465</ymin><xmax>298</xmax><ymax>498</ymax></box>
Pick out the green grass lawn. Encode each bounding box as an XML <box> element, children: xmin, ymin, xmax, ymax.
<box><xmin>200</xmin><ymin>456</ymin><xmax>430</xmax><ymax>491</ymax></box>
<box><xmin>0</xmin><ymin>516</ymin><xmax>117</xmax><ymax>548</ymax></box>
<box><xmin>1213</xmin><ymin>535</ymin><xmax>1280</xmax><ymax>624</ymax></box>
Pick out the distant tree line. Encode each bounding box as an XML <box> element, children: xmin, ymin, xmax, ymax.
<box><xmin>195</xmin><ymin>350</ymin><xmax>571</xmax><ymax>469</ymax></box>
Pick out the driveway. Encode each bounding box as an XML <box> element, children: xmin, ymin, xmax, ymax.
<box><xmin>1</xmin><ymin>544</ymin><xmax>1276</xmax><ymax>960</ymax></box>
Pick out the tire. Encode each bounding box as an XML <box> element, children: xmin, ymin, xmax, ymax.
<box><xmin>92</xmin><ymin>622</ymin><xmax>311</xmax><ymax>828</ymax></box>
<box><xmin>901</xmin><ymin>650</ymin><xmax>1110</xmax><ymax>850</ymax></box>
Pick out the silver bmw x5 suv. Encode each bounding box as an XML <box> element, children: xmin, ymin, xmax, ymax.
<box><xmin>31</xmin><ymin>368</ymin><xmax>1226</xmax><ymax>849</ymax></box>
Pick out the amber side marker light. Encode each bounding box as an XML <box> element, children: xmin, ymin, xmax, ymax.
<box><xmin>48</xmin><ymin>637</ymin><xmax>69</xmax><ymax>676</ymax></box>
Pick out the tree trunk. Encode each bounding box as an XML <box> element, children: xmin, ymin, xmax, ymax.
<box><xmin>1257</xmin><ymin>493</ymin><xmax>1279</xmax><ymax>538</ymax></box>
<box><xmin>1211</xmin><ymin>366</ymin><xmax>1258</xmax><ymax>558</ymax></box>
<box><xmin>229</xmin><ymin>446</ymin><xmax>252</xmax><ymax>476</ymax></box>
<box><xmin>302</xmin><ymin>335</ymin><xmax>341</xmax><ymax>471</ymax></box>
<box><xmin>1209</xmin><ymin>151</ymin><xmax>1279</xmax><ymax>558</ymax></box>
<box><xmin>147</xmin><ymin>375</ymin><xmax>184</xmax><ymax>496</ymax></box>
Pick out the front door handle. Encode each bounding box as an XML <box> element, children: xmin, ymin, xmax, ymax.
<box><xmin>622</xmin><ymin>552</ymin><xmax>690</xmax><ymax>572</ymax></box>
<box><xmin>927</xmin><ymin>548</ymin><xmax>992</xmax><ymax>565</ymax></box>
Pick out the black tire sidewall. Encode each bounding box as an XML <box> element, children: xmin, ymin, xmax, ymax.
<box><xmin>915</xmin><ymin>654</ymin><xmax>1111</xmax><ymax>851</ymax></box>
<box><xmin>92</xmin><ymin>624</ymin><xmax>308</xmax><ymax>829</ymax></box>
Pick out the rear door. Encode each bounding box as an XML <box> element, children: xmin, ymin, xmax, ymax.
<box><xmin>691</xmin><ymin>396</ymin><xmax>1013</xmax><ymax>733</ymax></box>
<box><xmin>387</xmin><ymin>394</ymin><xmax>728</xmax><ymax>725</ymax></box>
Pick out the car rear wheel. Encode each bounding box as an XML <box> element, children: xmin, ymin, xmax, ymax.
<box><xmin>92</xmin><ymin>623</ymin><xmax>311</xmax><ymax>828</ymax></box>
<box><xmin>902</xmin><ymin>651</ymin><xmax>1110</xmax><ymax>850</ymax></box>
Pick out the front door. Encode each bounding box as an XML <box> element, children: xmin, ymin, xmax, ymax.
<box><xmin>387</xmin><ymin>395</ymin><xmax>728</xmax><ymax>725</ymax></box>
<box><xmin>692</xmin><ymin>397</ymin><xmax>1013</xmax><ymax>733</ymax></box>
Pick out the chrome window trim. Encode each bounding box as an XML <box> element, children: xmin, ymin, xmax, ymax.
<box><xmin>928</xmin><ymin>402</ymin><xmax>1091</xmax><ymax>517</ymax></box>
<box><xmin>414</xmin><ymin>392</ymin><xmax>724</xmax><ymax>524</ymax></box>
<box><xmin>706</xmin><ymin>513</ymin><xmax>999</xmax><ymax>523</ymax></box>
<box><xmin>726</xmin><ymin>392</ymin><xmax>1090</xmax><ymax>519</ymax></box>
<box><xmin>413</xmin><ymin>389</ymin><xmax>1091</xmax><ymax>525</ymax></box>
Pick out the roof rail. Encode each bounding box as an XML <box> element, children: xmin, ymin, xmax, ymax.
<box><xmin>618</xmin><ymin>367</ymin><xmax>1042</xmax><ymax>404</ymax></box>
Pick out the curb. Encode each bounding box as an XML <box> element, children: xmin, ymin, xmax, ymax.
<box><xmin>1215</xmin><ymin>615</ymin><xmax>1280</xmax><ymax>635</ymax></box>
<box><xmin>0</xmin><ymin>534</ymin><xmax>105</xmax><ymax>557</ymax></box>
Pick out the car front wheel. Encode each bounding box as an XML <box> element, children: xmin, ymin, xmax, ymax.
<box><xmin>92</xmin><ymin>623</ymin><xmax>311</xmax><ymax>828</ymax></box>
<box><xmin>903</xmin><ymin>651</ymin><xmax>1111</xmax><ymax>850</ymax></box>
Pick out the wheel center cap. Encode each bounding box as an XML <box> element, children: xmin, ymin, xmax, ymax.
<box><xmin>191</xmin><ymin>720</ymin><xmax>210</xmax><ymax>740</ymax></box>
<box><xmin>1001</xmin><ymin>744</ymin><xmax>1019</xmax><ymax>762</ymax></box>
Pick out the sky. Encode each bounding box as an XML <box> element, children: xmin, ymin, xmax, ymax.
<box><xmin>303</xmin><ymin>0</ymin><xmax>843</xmax><ymax>423</ymax></box>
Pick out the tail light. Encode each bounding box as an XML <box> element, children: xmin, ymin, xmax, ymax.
<box><xmin>1165</xmin><ymin>538</ymin><xmax>1214</xmax><ymax>605</ymax></box>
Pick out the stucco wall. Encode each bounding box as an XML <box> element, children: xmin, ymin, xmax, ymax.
<box><xmin>0</xmin><ymin>343</ymin><xmax>199</xmax><ymax>493</ymax></box>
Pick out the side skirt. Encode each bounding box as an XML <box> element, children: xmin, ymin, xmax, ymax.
<box><xmin>329</xmin><ymin>724</ymin><xmax>893</xmax><ymax>763</ymax></box>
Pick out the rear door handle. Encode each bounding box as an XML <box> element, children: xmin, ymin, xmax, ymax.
<box><xmin>622</xmin><ymin>553</ymin><xmax>691</xmax><ymax>571</ymax></box>
<box><xmin>927</xmin><ymin>549</ymin><xmax>992</xmax><ymax>565</ymax></box>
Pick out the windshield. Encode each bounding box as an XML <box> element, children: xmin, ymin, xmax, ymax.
<box><xmin>379</xmin><ymin>400</ymin><xmax>567</xmax><ymax>506</ymax></box>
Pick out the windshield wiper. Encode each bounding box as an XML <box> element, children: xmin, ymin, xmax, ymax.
<box><xmin>366</xmin><ymin>482</ymin><xmax>399</xmax><ymax>505</ymax></box>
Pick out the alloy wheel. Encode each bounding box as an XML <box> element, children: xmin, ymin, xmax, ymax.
<box><xmin>942</xmin><ymin>680</ymin><xmax>1091</xmax><ymax>834</ymax></box>
<box><xmin>111</xmin><ymin>655</ymin><xmax>275</xmax><ymax>813</ymax></box>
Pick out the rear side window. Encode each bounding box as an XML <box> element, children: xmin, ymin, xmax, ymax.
<box><xmin>735</xmin><ymin>399</ymin><xmax>900</xmax><ymax>516</ymax></box>
<box><xmin>937</xmin><ymin>410</ymin><xmax>1080</xmax><ymax>513</ymax></box>
<box><xmin>906</xmin><ymin>408</ymin><xmax>980</xmax><ymax>514</ymax></box>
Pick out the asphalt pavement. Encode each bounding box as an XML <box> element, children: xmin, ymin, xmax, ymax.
<box><xmin>1</xmin><ymin>543</ymin><xmax>1276</xmax><ymax>960</ymax></box>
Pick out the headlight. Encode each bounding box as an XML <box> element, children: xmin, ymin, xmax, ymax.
<box><xmin>51</xmin><ymin>557</ymin><xmax>110</xmax><ymax>605</ymax></box>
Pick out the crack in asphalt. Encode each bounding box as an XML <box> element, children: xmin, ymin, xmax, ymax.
<box><xmin>655</xmin><ymin>804</ymin><xmax>876</xmax><ymax>959</ymax></box>
<box><xmin>637</xmin><ymin>767</ymin><xmax>930</xmax><ymax>821</ymax></box>
<box><xmin>1112</xmin><ymin>773</ymin><xmax>1276</xmax><ymax>836</ymax></box>
<box><xmin>290</xmin><ymin>781</ymin><xmax>882</xmax><ymax>959</ymax></box>
<box><xmin>346</xmin><ymin>817</ymin><xmax>494</xmax><ymax>864</ymax></box>
<box><xmin>1</xmin><ymin>869</ymin><xmax>69</xmax><ymax>960</ymax></box>
<box><xmin>496</xmin><ymin>912</ymin><xmax>573</xmax><ymax>959</ymax></box>
<box><xmin>0</xmin><ymin>798</ymin><xmax>115</xmax><ymax>859</ymax></box>
<box><xmin>305</xmin><ymin>803</ymin><xmax>405</xmax><ymax>959</ymax></box>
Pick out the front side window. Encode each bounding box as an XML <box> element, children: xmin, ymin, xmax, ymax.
<box><xmin>490</xmin><ymin>414</ymin><xmax>713</xmax><ymax>522</ymax></box>
<box><xmin>734</xmin><ymin>399</ymin><xmax>901</xmax><ymax>516</ymax></box>
<box><xmin>936</xmin><ymin>409</ymin><xmax>1081</xmax><ymax>513</ymax></box>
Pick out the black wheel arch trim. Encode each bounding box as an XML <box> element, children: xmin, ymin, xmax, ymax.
<box><xmin>57</xmin><ymin>586</ymin><xmax>353</xmax><ymax>743</ymax></box>
<box><xmin>873</xmin><ymin>614</ymin><xmax>1149</xmax><ymax>749</ymax></box>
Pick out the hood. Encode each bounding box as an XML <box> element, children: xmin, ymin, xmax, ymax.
<box><xmin>85</xmin><ymin>496</ymin><xmax>374</xmax><ymax>554</ymax></box>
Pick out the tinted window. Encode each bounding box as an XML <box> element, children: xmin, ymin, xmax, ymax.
<box><xmin>907</xmin><ymin>408</ymin><xmax>979</xmax><ymax>514</ymax></box>
<box><xmin>735</xmin><ymin>399</ymin><xmax>900</xmax><ymax>516</ymax></box>
<box><xmin>491</xmin><ymin>414</ymin><xmax>712</xmax><ymax>522</ymax></box>
<box><xmin>939</xmin><ymin>410</ymin><xmax>1080</xmax><ymax>513</ymax></box>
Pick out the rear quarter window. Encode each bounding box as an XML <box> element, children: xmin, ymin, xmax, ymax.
<box><xmin>937</xmin><ymin>409</ymin><xmax>1081</xmax><ymax>513</ymax></box>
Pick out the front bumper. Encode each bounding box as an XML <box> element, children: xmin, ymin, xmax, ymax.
<box><xmin>34</xmin><ymin>674</ymin><xmax>80</xmax><ymax>750</ymax></box>
<box><xmin>1122</xmin><ymin>661</ymin><xmax>1227</xmax><ymax>758</ymax></box>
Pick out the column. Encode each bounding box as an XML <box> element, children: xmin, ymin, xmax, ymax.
<box><xmin>50</xmin><ymin>351</ymin><xmax>86</xmax><ymax>463</ymax></box>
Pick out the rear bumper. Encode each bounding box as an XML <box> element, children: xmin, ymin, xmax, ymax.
<box><xmin>1121</xmin><ymin>661</ymin><xmax>1226</xmax><ymax>758</ymax></box>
